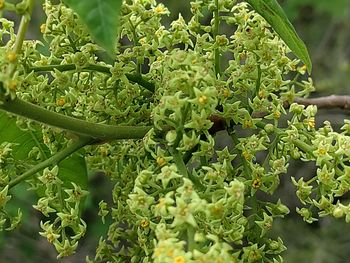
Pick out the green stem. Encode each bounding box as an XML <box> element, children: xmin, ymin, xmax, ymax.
<box><xmin>299</xmin><ymin>130</ymin><xmax>315</xmax><ymax>141</ymax></box>
<box><xmin>28</xmin><ymin>64</ymin><xmax>155</xmax><ymax>92</ymax></box>
<box><xmin>0</xmin><ymin>96</ymin><xmax>152</xmax><ymax>140</ymax></box>
<box><xmin>183</xmin><ymin>144</ymin><xmax>199</xmax><ymax>164</ymax></box>
<box><xmin>170</xmin><ymin>147</ymin><xmax>204</xmax><ymax>190</ymax></box>
<box><xmin>293</xmin><ymin>139</ymin><xmax>315</xmax><ymax>154</ymax></box>
<box><xmin>262</xmin><ymin>134</ymin><xmax>280</xmax><ymax>169</ymax></box>
<box><xmin>29</xmin><ymin>64</ymin><xmax>109</xmax><ymax>74</ymax></box>
<box><xmin>187</xmin><ymin>225</ymin><xmax>196</xmax><ymax>251</ymax></box>
<box><xmin>129</xmin><ymin>19</ymin><xmax>142</xmax><ymax>75</ymax></box>
<box><xmin>264</xmin><ymin>258</ymin><xmax>274</xmax><ymax>263</ymax></box>
<box><xmin>126</xmin><ymin>73</ymin><xmax>154</xmax><ymax>92</ymax></box>
<box><xmin>230</xmin><ymin>130</ymin><xmax>250</xmax><ymax>177</ymax></box>
<box><xmin>13</xmin><ymin>0</ymin><xmax>35</xmax><ymax>54</ymax></box>
<box><xmin>306</xmin><ymin>176</ymin><xmax>317</xmax><ymax>185</ymax></box>
<box><xmin>8</xmin><ymin>136</ymin><xmax>93</xmax><ymax>188</ymax></box>
<box><xmin>170</xmin><ymin>148</ymin><xmax>189</xmax><ymax>177</ymax></box>
<box><xmin>67</xmin><ymin>35</ymin><xmax>78</xmax><ymax>52</ymax></box>
<box><xmin>29</xmin><ymin>129</ymin><xmax>48</xmax><ymax>159</ymax></box>
<box><xmin>254</xmin><ymin>64</ymin><xmax>262</xmax><ymax>97</ymax></box>
<box><xmin>295</xmin><ymin>136</ymin><xmax>340</xmax><ymax>171</ymax></box>
<box><xmin>151</xmin><ymin>184</ymin><xmax>178</xmax><ymax>197</ymax></box>
<box><xmin>213</xmin><ymin>0</ymin><xmax>220</xmax><ymax>77</ymax></box>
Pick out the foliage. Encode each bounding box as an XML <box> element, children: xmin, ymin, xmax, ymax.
<box><xmin>62</xmin><ymin>0</ymin><xmax>122</xmax><ymax>56</ymax></box>
<box><xmin>0</xmin><ymin>0</ymin><xmax>348</xmax><ymax>262</ymax></box>
<box><xmin>246</xmin><ymin>0</ymin><xmax>311</xmax><ymax>72</ymax></box>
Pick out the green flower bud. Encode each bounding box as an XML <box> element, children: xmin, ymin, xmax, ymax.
<box><xmin>264</xmin><ymin>123</ymin><xmax>274</xmax><ymax>134</ymax></box>
<box><xmin>332</xmin><ymin>206</ymin><xmax>344</xmax><ymax>218</ymax></box>
<box><xmin>165</xmin><ymin>130</ymin><xmax>177</xmax><ymax>145</ymax></box>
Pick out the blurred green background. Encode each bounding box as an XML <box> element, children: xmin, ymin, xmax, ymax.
<box><xmin>1</xmin><ymin>0</ymin><xmax>350</xmax><ymax>262</ymax></box>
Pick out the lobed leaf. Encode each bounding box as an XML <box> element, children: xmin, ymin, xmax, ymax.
<box><xmin>246</xmin><ymin>0</ymin><xmax>312</xmax><ymax>73</ymax></box>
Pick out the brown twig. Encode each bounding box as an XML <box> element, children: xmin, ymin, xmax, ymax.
<box><xmin>211</xmin><ymin>95</ymin><xmax>350</xmax><ymax>133</ymax></box>
<box><xmin>294</xmin><ymin>95</ymin><xmax>350</xmax><ymax>110</ymax></box>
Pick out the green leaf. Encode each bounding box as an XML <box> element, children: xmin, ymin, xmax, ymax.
<box><xmin>63</xmin><ymin>0</ymin><xmax>122</xmax><ymax>55</ymax></box>
<box><xmin>0</xmin><ymin>112</ymin><xmax>88</xmax><ymax>190</ymax></box>
<box><xmin>246</xmin><ymin>0</ymin><xmax>312</xmax><ymax>73</ymax></box>
<box><xmin>0</xmin><ymin>112</ymin><xmax>43</xmax><ymax>160</ymax></box>
<box><xmin>59</xmin><ymin>150</ymin><xmax>88</xmax><ymax>190</ymax></box>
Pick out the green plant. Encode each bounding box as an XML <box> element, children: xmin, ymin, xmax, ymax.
<box><xmin>0</xmin><ymin>0</ymin><xmax>349</xmax><ymax>262</ymax></box>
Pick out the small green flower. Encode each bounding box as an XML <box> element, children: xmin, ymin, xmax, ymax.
<box><xmin>291</xmin><ymin>177</ymin><xmax>313</xmax><ymax>205</ymax></box>
<box><xmin>33</xmin><ymin>197</ymin><xmax>56</xmax><ymax>216</ymax></box>
<box><xmin>128</xmin><ymin>187</ymin><xmax>155</xmax><ymax>216</ymax></box>
<box><xmin>225</xmin><ymin>179</ymin><xmax>245</xmax><ymax>200</ymax></box>
<box><xmin>255</xmin><ymin>212</ymin><xmax>273</xmax><ymax>237</ymax></box>
<box><xmin>0</xmin><ymin>185</ymin><xmax>11</xmax><ymax>208</ymax></box>
<box><xmin>332</xmin><ymin>203</ymin><xmax>345</xmax><ymax>218</ymax></box>
<box><xmin>64</xmin><ymin>182</ymin><xmax>89</xmax><ymax>203</ymax></box>
<box><xmin>168</xmin><ymin>197</ymin><xmax>198</xmax><ymax>228</ymax></box>
<box><xmin>154</xmin><ymin>192</ymin><xmax>174</xmax><ymax>217</ymax></box>
<box><xmin>207</xmin><ymin>198</ymin><xmax>225</xmax><ymax>219</ymax></box>
<box><xmin>266</xmin><ymin>237</ymin><xmax>286</xmax><ymax>255</ymax></box>
<box><xmin>153</xmin><ymin>3</ymin><xmax>170</xmax><ymax>15</ymax></box>
<box><xmin>270</xmin><ymin>157</ymin><xmax>288</xmax><ymax>175</ymax></box>
<box><xmin>335</xmin><ymin>134</ymin><xmax>350</xmax><ymax>157</ymax></box>
<box><xmin>316</xmin><ymin>165</ymin><xmax>336</xmax><ymax>190</ymax></box>
<box><xmin>242</xmin><ymin>243</ymin><xmax>265</xmax><ymax>263</ymax></box>
<box><xmin>313</xmin><ymin>195</ymin><xmax>334</xmax><ymax>216</ymax></box>
<box><xmin>156</xmin><ymin>164</ymin><xmax>182</xmax><ymax>188</ymax></box>
<box><xmin>341</xmin><ymin>119</ymin><xmax>350</xmax><ymax>134</ymax></box>
<box><xmin>184</xmin><ymin>110</ymin><xmax>213</xmax><ymax>131</ymax></box>
<box><xmin>153</xmin><ymin>237</ymin><xmax>188</xmax><ymax>263</ymax></box>
<box><xmin>54</xmin><ymin>238</ymin><xmax>78</xmax><ymax>258</ymax></box>
<box><xmin>39</xmin><ymin>221</ymin><xmax>60</xmax><ymax>243</ymax></box>
<box><xmin>38</xmin><ymin>166</ymin><xmax>62</xmax><ymax>185</ymax></box>
<box><xmin>176</xmin><ymin>178</ymin><xmax>202</xmax><ymax>203</ymax></box>
<box><xmin>215</xmin><ymin>34</ymin><xmax>229</xmax><ymax>47</ymax></box>
<box><xmin>176</xmin><ymin>131</ymin><xmax>200</xmax><ymax>152</ymax></box>
<box><xmin>189</xmin><ymin>87</ymin><xmax>218</xmax><ymax>110</ymax></box>
<box><xmin>289</xmin><ymin>102</ymin><xmax>304</xmax><ymax>115</ymax></box>
<box><xmin>57</xmin><ymin>208</ymin><xmax>78</xmax><ymax>228</ymax></box>
<box><xmin>312</xmin><ymin>134</ymin><xmax>334</xmax><ymax>165</ymax></box>
<box><xmin>266</xmin><ymin>199</ymin><xmax>290</xmax><ymax>217</ymax></box>
<box><xmin>72</xmin><ymin>52</ymin><xmax>89</xmax><ymax>69</ymax></box>
<box><xmin>98</xmin><ymin>200</ymin><xmax>109</xmax><ymax>224</ymax></box>
<box><xmin>70</xmin><ymin>220</ymin><xmax>87</xmax><ymax>241</ymax></box>
<box><xmin>203</xmin><ymin>164</ymin><xmax>227</xmax><ymax>183</ymax></box>
<box><xmin>6</xmin><ymin>208</ymin><xmax>22</xmax><ymax>230</ymax></box>
<box><xmin>193</xmin><ymin>134</ymin><xmax>215</xmax><ymax>157</ymax></box>
<box><xmin>0</xmin><ymin>142</ymin><xmax>14</xmax><ymax>164</ymax></box>
<box><xmin>165</xmin><ymin>130</ymin><xmax>178</xmax><ymax>146</ymax></box>
<box><xmin>296</xmin><ymin>207</ymin><xmax>317</xmax><ymax>223</ymax></box>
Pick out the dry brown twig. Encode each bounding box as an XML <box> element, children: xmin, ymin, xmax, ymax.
<box><xmin>295</xmin><ymin>95</ymin><xmax>350</xmax><ymax>110</ymax></box>
<box><xmin>211</xmin><ymin>95</ymin><xmax>350</xmax><ymax>132</ymax></box>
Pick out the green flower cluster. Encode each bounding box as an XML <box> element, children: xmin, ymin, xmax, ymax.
<box><xmin>1</xmin><ymin>0</ymin><xmax>350</xmax><ymax>262</ymax></box>
<box><xmin>89</xmin><ymin>1</ymin><xmax>309</xmax><ymax>262</ymax></box>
